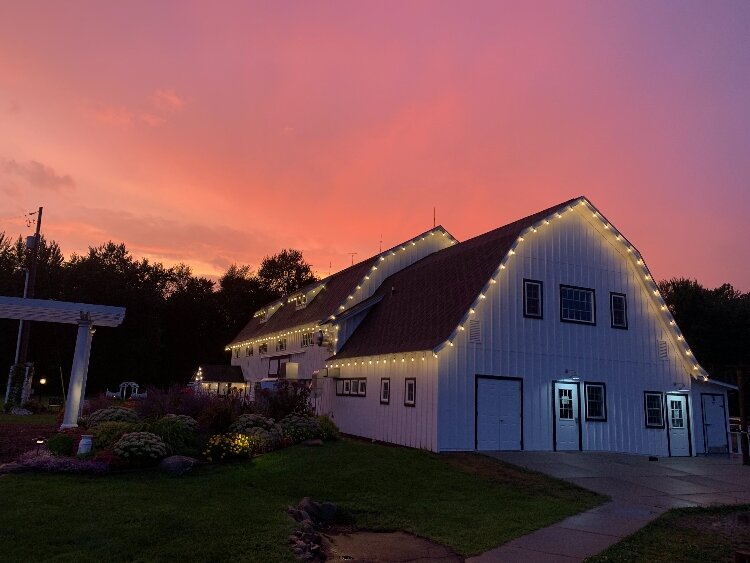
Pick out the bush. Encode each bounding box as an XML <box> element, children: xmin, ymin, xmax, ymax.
<box><xmin>280</xmin><ymin>414</ymin><xmax>321</xmax><ymax>443</ymax></box>
<box><xmin>196</xmin><ymin>398</ymin><xmax>243</xmax><ymax>434</ymax></box>
<box><xmin>87</xmin><ymin>407</ymin><xmax>140</xmax><ymax>428</ymax></box>
<box><xmin>245</xmin><ymin>426</ymin><xmax>285</xmax><ymax>453</ymax></box>
<box><xmin>229</xmin><ymin>414</ymin><xmax>276</xmax><ymax>433</ymax></box>
<box><xmin>150</xmin><ymin>415</ymin><xmax>198</xmax><ymax>454</ymax></box>
<box><xmin>113</xmin><ymin>432</ymin><xmax>168</xmax><ymax>463</ymax></box>
<box><xmin>203</xmin><ymin>433</ymin><xmax>252</xmax><ymax>462</ymax></box>
<box><xmin>255</xmin><ymin>380</ymin><xmax>312</xmax><ymax>420</ymax></box>
<box><xmin>161</xmin><ymin>414</ymin><xmax>199</xmax><ymax>432</ymax></box>
<box><xmin>318</xmin><ymin>415</ymin><xmax>339</xmax><ymax>441</ymax></box>
<box><xmin>47</xmin><ymin>432</ymin><xmax>77</xmax><ymax>456</ymax></box>
<box><xmin>92</xmin><ymin>421</ymin><xmax>142</xmax><ymax>450</ymax></box>
<box><xmin>21</xmin><ymin>399</ymin><xmax>46</xmax><ymax>414</ymax></box>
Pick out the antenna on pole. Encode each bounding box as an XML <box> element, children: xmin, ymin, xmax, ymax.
<box><xmin>433</xmin><ymin>207</ymin><xmax>436</xmax><ymax>228</ymax></box>
<box><xmin>347</xmin><ymin>253</ymin><xmax>358</xmax><ymax>266</ymax></box>
<box><xmin>379</xmin><ymin>234</ymin><xmax>383</xmax><ymax>253</ymax></box>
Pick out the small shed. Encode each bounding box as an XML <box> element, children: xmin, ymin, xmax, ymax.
<box><xmin>191</xmin><ymin>365</ymin><xmax>247</xmax><ymax>397</ymax></box>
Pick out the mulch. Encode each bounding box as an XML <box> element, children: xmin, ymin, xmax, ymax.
<box><xmin>0</xmin><ymin>423</ymin><xmax>59</xmax><ymax>464</ymax></box>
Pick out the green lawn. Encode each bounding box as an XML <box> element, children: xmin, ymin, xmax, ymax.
<box><xmin>588</xmin><ymin>504</ymin><xmax>750</xmax><ymax>563</ymax></box>
<box><xmin>0</xmin><ymin>440</ymin><xmax>603</xmax><ymax>562</ymax></box>
<box><xmin>0</xmin><ymin>412</ymin><xmax>58</xmax><ymax>425</ymax></box>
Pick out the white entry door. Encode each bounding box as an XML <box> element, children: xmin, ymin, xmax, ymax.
<box><xmin>667</xmin><ymin>394</ymin><xmax>691</xmax><ymax>457</ymax></box>
<box><xmin>555</xmin><ymin>383</ymin><xmax>580</xmax><ymax>451</ymax></box>
<box><xmin>701</xmin><ymin>394</ymin><xmax>728</xmax><ymax>454</ymax></box>
<box><xmin>476</xmin><ymin>378</ymin><xmax>522</xmax><ymax>451</ymax></box>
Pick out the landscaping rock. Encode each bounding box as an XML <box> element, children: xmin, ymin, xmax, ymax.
<box><xmin>300</xmin><ymin>497</ymin><xmax>322</xmax><ymax>520</ymax></box>
<box><xmin>159</xmin><ymin>455</ymin><xmax>199</xmax><ymax>476</ymax></box>
<box><xmin>10</xmin><ymin>408</ymin><xmax>32</xmax><ymax>416</ymax></box>
<box><xmin>0</xmin><ymin>462</ymin><xmax>28</xmax><ymax>474</ymax></box>
<box><xmin>287</xmin><ymin>498</ymin><xmax>338</xmax><ymax>561</ymax></box>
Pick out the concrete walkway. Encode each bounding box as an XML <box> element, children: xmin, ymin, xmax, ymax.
<box><xmin>467</xmin><ymin>452</ymin><xmax>750</xmax><ymax>562</ymax></box>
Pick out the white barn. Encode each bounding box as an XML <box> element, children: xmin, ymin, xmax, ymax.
<box><xmin>228</xmin><ymin>196</ymin><xmax>733</xmax><ymax>457</ymax></box>
<box><xmin>226</xmin><ymin>226</ymin><xmax>456</xmax><ymax>400</ymax></box>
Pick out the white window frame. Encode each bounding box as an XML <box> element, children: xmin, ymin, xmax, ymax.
<box><xmin>644</xmin><ymin>392</ymin><xmax>665</xmax><ymax>428</ymax></box>
<box><xmin>404</xmin><ymin>378</ymin><xmax>416</xmax><ymax>407</ymax></box>
<box><xmin>560</xmin><ymin>285</ymin><xmax>596</xmax><ymax>325</ymax></box>
<box><xmin>276</xmin><ymin>338</ymin><xmax>287</xmax><ymax>352</ymax></box>
<box><xmin>584</xmin><ymin>382</ymin><xmax>607</xmax><ymax>421</ymax></box>
<box><xmin>246</xmin><ymin>345</ymin><xmax>253</xmax><ymax>357</ymax></box>
<box><xmin>301</xmin><ymin>332</ymin><xmax>313</xmax><ymax>347</ymax></box>
<box><xmin>258</xmin><ymin>343</ymin><xmax>268</xmax><ymax>355</ymax></box>
<box><xmin>610</xmin><ymin>292</ymin><xmax>628</xmax><ymax>329</ymax></box>
<box><xmin>380</xmin><ymin>378</ymin><xmax>390</xmax><ymax>404</ymax></box>
<box><xmin>523</xmin><ymin>279</ymin><xmax>543</xmax><ymax>319</ymax></box>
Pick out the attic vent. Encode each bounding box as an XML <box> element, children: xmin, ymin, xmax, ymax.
<box><xmin>468</xmin><ymin>320</ymin><xmax>481</xmax><ymax>343</ymax></box>
<box><xmin>658</xmin><ymin>340</ymin><xmax>668</xmax><ymax>361</ymax></box>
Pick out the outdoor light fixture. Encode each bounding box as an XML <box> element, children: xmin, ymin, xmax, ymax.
<box><xmin>39</xmin><ymin>378</ymin><xmax>46</xmax><ymax>385</ymax></box>
<box><xmin>35</xmin><ymin>437</ymin><xmax>45</xmax><ymax>455</ymax></box>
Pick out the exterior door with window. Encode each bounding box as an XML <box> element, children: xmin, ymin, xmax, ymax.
<box><xmin>667</xmin><ymin>394</ymin><xmax>691</xmax><ymax>456</ymax></box>
<box><xmin>555</xmin><ymin>382</ymin><xmax>580</xmax><ymax>451</ymax></box>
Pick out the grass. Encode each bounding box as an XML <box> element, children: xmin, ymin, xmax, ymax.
<box><xmin>588</xmin><ymin>504</ymin><xmax>750</xmax><ymax>563</ymax></box>
<box><xmin>0</xmin><ymin>412</ymin><xmax>58</xmax><ymax>425</ymax></box>
<box><xmin>0</xmin><ymin>439</ymin><xmax>603</xmax><ymax>562</ymax></box>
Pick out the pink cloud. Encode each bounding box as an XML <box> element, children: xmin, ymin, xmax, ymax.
<box><xmin>150</xmin><ymin>89</ymin><xmax>185</xmax><ymax>112</ymax></box>
<box><xmin>2</xmin><ymin>158</ymin><xmax>75</xmax><ymax>192</ymax></box>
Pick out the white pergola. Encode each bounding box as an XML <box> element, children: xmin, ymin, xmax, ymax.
<box><xmin>0</xmin><ymin>296</ymin><xmax>126</xmax><ymax>429</ymax></box>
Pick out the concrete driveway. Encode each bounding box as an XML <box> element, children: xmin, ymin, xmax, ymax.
<box><xmin>468</xmin><ymin>452</ymin><xmax>750</xmax><ymax>562</ymax></box>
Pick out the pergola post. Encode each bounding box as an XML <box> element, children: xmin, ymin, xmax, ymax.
<box><xmin>60</xmin><ymin>315</ymin><xmax>94</xmax><ymax>429</ymax></box>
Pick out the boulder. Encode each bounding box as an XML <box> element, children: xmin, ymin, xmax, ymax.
<box><xmin>159</xmin><ymin>455</ymin><xmax>199</xmax><ymax>476</ymax></box>
<box><xmin>299</xmin><ymin>497</ymin><xmax>322</xmax><ymax>520</ymax></box>
<box><xmin>10</xmin><ymin>407</ymin><xmax>32</xmax><ymax>416</ymax></box>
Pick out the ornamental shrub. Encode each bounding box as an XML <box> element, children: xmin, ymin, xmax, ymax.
<box><xmin>280</xmin><ymin>414</ymin><xmax>321</xmax><ymax>443</ymax></box>
<box><xmin>161</xmin><ymin>414</ymin><xmax>199</xmax><ymax>432</ymax></box>
<box><xmin>244</xmin><ymin>426</ymin><xmax>285</xmax><ymax>453</ymax></box>
<box><xmin>87</xmin><ymin>407</ymin><xmax>140</xmax><ymax>428</ymax></box>
<box><xmin>47</xmin><ymin>432</ymin><xmax>77</xmax><ymax>456</ymax></box>
<box><xmin>317</xmin><ymin>415</ymin><xmax>340</xmax><ymax>441</ymax></box>
<box><xmin>92</xmin><ymin>421</ymin><xmax>144</xmax><ymax>450</ymax></box>
<box><xmin>203</xmin><ymin>433</ymin><xmax>252</xmax><ymax>462</ymax></box>
<box><xmin>113</xmin><ymin>432</ymin><xmax>168</xmax><ymax>463</ymax></box>
<box><xmin>150</xmin><ymin>415</ymin><xmax>198</xmax><ymax>454</ymax></box>
<box><xmin>229</xmin><ymin>414</ymin><xmax>276</xmax><ymax>433</ymax></box>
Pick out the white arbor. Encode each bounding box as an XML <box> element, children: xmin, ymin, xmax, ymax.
<box><xmin>0</xmin><ymin>296</ymin><xmax>126</xmax><ymax>428</ymax></box>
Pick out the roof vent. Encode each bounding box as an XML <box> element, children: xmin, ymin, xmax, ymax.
<box><xmin>469</xmin><ymin>320</ymin><xmax>481</xmax><ymax>343</ymax></box>
<box><xmin>391</xmin><ymin>286</ymin><xmax>396</xmax><ymax>295</ymax></box>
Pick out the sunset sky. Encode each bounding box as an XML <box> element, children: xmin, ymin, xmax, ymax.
<box><xmin>1</xmin><ymin>1</ymin><xmax>749</xmax><ymax>289</ymax></box>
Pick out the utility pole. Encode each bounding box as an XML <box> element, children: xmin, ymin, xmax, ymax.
<box><xmin>738</xmin><ymin>368</ymin><xmax>749</xmax><ymax>466</ymax></box>
<box><xmin>14</xmin><ymin>206</ymin><xmax>43</xmax><ymax>365</ymax></box>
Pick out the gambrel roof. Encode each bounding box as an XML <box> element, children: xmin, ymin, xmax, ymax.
<box><xmin>226</xmin><ymin>226</ymin><xmax>454</xmax><ymax>348</ymax></box>
<box><xmin>332</xmin><ymin>197</ymin><xmax>711</xmax><ymax>382</ymax></box>
<box><xmin>333</xmin><ymin>198</ymin><xmax>579</xmax><ymax>359</ymax></box>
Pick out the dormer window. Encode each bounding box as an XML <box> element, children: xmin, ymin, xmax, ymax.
<box><xmin>258</xmin><ymin>310</ymin><xmax>267</xmax><ymax>323</ymax></box>
<box><xmin>295</xmin><ymin>293</ymin><xmax>307</xmax><ymax>309</ymax></box>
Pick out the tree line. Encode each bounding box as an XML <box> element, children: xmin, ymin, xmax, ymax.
<box><xmin>0</xmin><ymin>233</ymin><xmax>316</xmax><ymax>396</ymax></box>
<box><xmin>1</xmin><ymin>230</ymin><xmax>748</xmax><ymax>399</ymax></box>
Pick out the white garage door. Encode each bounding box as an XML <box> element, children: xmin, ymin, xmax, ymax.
<box><xmin>476</xmin><ymin>378</ymin><xmax>522</xmax><ymax>451</ymax></box>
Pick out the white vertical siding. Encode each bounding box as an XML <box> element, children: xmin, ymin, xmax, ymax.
<box><xmin>324</xmin><ymin>354</ymin><xmax>438</xmax><ymax>450</ymax></box>
<box><xmin>437</xmin><ymin>207</ymin><xmax>697</xmax><ymax>456</ymax></box>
